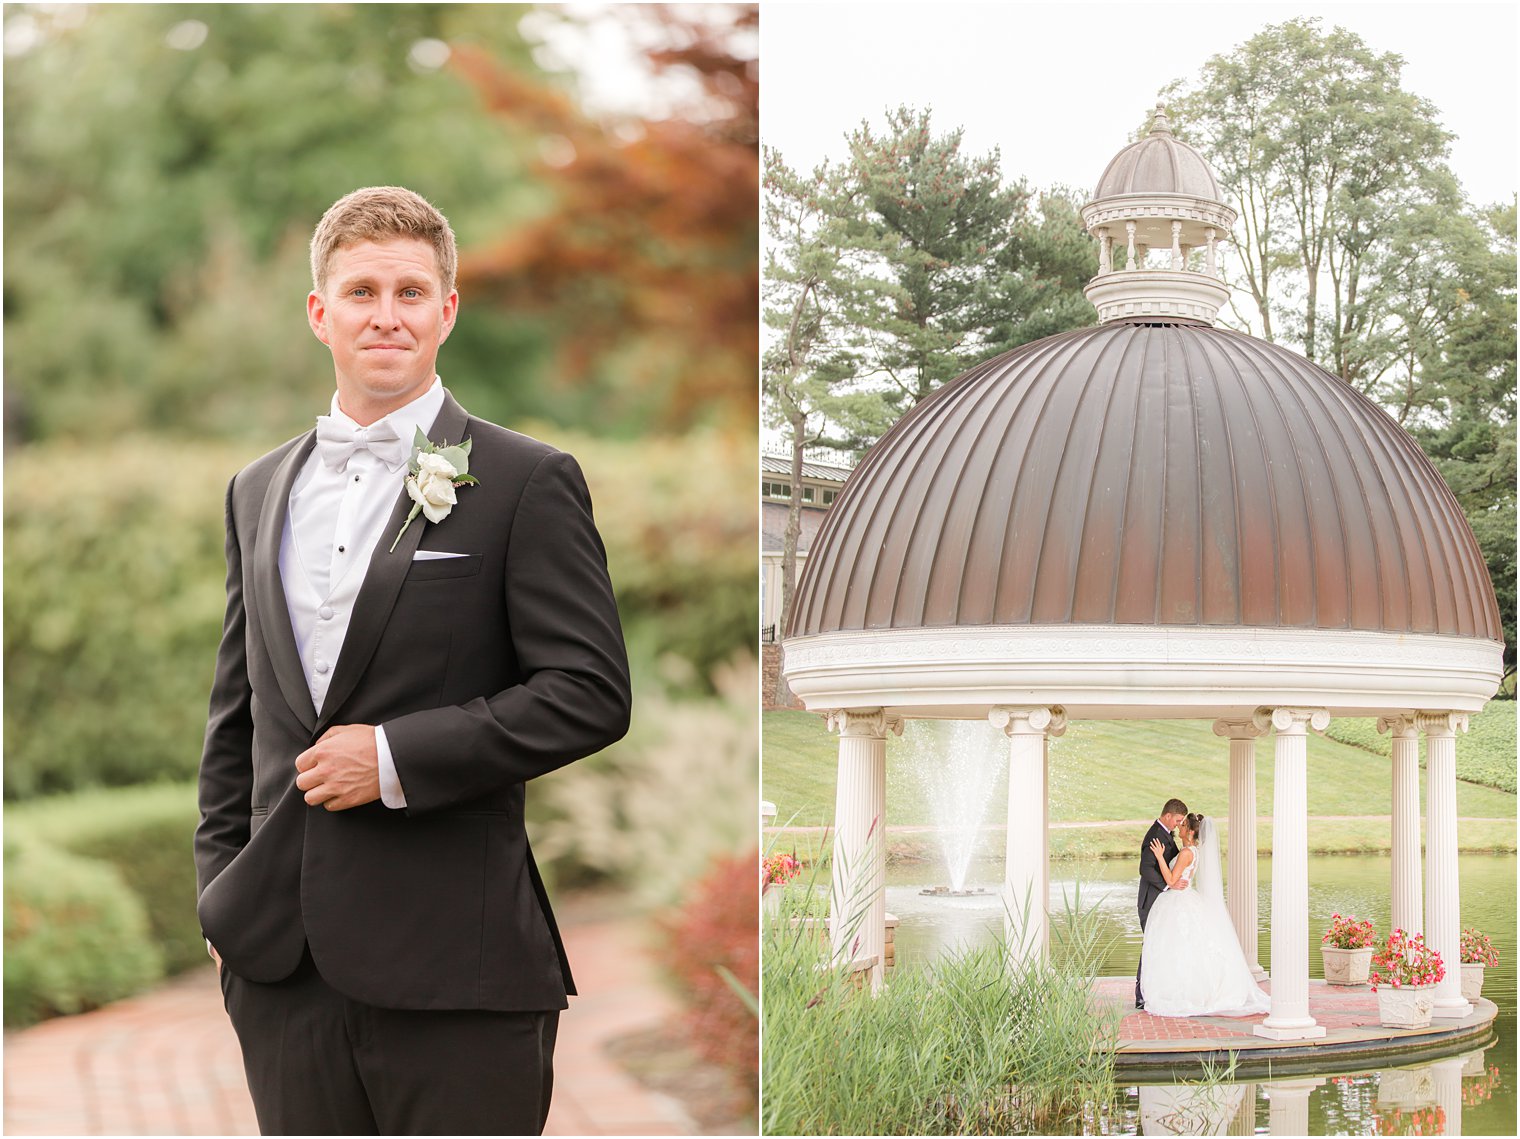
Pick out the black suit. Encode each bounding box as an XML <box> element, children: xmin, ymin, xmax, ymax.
<box><xmin>1135</xmin><ymin>819</ymin><xmax>1177</xmax><ymax>1006</ymax></box>
<box><xmin>194</xmin><ymin>390</ymin><xmax>631</xmax><ymax>1132</ymax></box>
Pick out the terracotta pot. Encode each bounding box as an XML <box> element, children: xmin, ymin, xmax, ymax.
<box><xmin>1461</xmin><ymin>962</ymin><xmax>1486</xmax><ymax>1001</ymax></box>
<box><xmin>1376</xmin><ymin>984</ymin><xmax>1437</xmax><ymax>1029</ymax></box>
<box><xmin>1322</xmin><ymin>945</ymin><xmax>1374</xmax><ymax>985</ymax></box>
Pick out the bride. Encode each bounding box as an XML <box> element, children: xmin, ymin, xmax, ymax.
<box><xmin>1139</xmin><ymin>812</ymin><xmax>1271</xmax><ymax>1017</ymax></box>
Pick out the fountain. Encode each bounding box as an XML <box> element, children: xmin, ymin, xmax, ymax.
<box><xmin>906</xmin><ymin>719</ymin><xmax>1005</xmax><ymax>895</ymax></box>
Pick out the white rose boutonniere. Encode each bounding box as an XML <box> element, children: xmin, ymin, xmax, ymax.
<box><xmin>390</xmin><ymin>428</ymin><xmax>480</xmax><ymax>552</ymax></box>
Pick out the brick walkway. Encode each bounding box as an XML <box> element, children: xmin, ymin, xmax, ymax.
<box><xmin>1094</xmin><ymin>976</ymin><xmax>1497</xmax><ymax>1056</ymax></box>
<box><xmin>4</xmin><ymin>914</ymin><xmax>698</xmax><ymax>1136</ymax></box>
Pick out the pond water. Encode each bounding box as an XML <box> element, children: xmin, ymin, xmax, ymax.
<box><xmin>885</xmin><ymin>853</ymin><xmax>1516</xmax><ymax>1135</ymax></box>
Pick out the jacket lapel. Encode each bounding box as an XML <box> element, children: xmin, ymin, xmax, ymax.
<box><xmin>251</xmin><ymin>432</ymin><xmax>320</xmax><ymax>734</ymax></box>
<box><xmin>315</xmin><ymin>390</ymin><xmax>472</xmax><ymax>735</ymax></box>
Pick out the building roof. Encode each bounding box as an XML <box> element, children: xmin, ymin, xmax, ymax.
<box><xmin>761</xmin><ymin>452</ymin><xmax>854</xmax><ymax>484</ymax></box>
<box><xmin>787</xmin><ymin>321</ymin><xmax>1502</xmax><ymax>643</ymax></box>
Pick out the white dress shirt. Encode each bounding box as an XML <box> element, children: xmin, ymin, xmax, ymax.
<box><xmin>279</xmin><ymin>377</ymin><xmax>447</xmax><ymax>809</ymax></box>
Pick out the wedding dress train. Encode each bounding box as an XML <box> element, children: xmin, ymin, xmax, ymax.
<box><xmin>1139</xmin><ymin>817</ymin><xmax>1270</xmax><ymax>1018</ymax></box>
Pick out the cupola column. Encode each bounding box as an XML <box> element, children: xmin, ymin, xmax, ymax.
<box><xmin>1253</xmin><ymin>707</ymin><xmax>1329</xmax><ymax>1041</ymax></box>
<box><xmin>1099</xmin><ymin>228</ymin><xmax>1112</xmax><ymax>274</ymax></box>
<box><xmin>1419</xmin><ymin>710</ymin><xmax>1472</xmax><ymax>1018</ymax></box>
<box><xmin>1170</xmin><ymin>220</ymin><xmax>1183</xmax><ymax>270</ymax></box>
<box><xmin>1125</xmin><ymin>221</ymin><xmax>1137</xmax><ymax>271</ymax></box>
<box><xmin>990</xmin><ymin>705</ymin><xmax>1066</xmax><ymax>963</ymax></box>
<box><xmin>826</xmin><ymin>707</ymin><xmax>902</xmax><ymax>993</ymax></box>
<box><xmin>1206</xmin><ymin>228</ymin><xmax>1218</xmax><ymax>277</ymax></box>
<box><xmin>1214</xmin><ymin>717</ymin><xmax>1268</xmax><ymax>978</ymax></box>
<box><xmin>1377</xmin><ymin>714</ymin><xmax>1424</xmax><ymax>936</ymax></box>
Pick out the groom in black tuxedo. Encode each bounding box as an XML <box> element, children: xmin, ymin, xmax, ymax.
<box><xmin>194</xmin><ymin>186</ymin><xmax>631</xmax><ymax>1134</ymax></box>
<box><xmin>1135</xmin><ymin>798</ymin><xmax>1189</xmax><ymax>1009</ymax></box>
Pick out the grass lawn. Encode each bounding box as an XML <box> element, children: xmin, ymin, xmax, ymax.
<box><xmin>764</xmin><ymin>708</ymin><xmax>1517</xmax><ymax>837</ymax></box>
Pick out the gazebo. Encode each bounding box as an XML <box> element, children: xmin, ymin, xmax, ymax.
<box><xmin>781</xmin><ymin>110</ymin><xmax>1504</xmax><ymax>1042</ymax></box>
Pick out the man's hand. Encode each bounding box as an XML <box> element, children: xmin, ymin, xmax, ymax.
<box><xmin>208</xmin><ymin>941</ymin><xmax>222</xmax><ymax>972</ymax></box>
<box><xmin>295</xmin><ymin>724</ymin><xmax>381</xmax><ymax>811</ymax></box>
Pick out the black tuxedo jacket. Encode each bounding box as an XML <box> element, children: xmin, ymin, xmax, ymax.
<box><xmin>1137</xmin><ymin>820</ymin><xmax>1177</xmax><ymax>926</ymax></box>
<box><xmin>194</xmin><ymin>390</ymin><xmax>631</xmax><ymax>1012</ymax></box>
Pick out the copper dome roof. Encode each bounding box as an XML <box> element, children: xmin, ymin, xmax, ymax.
<box><xmin>1094</xmin><ymin>110</ymin><xmax>1222</xmax><ymax>201</ymax></box>
<box><xmin>788</xmin><ymin>321</ymin><xmax>1501</xmax><ymax>642</ymax></box>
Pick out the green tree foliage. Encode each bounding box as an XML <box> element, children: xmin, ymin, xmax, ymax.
<box><xmin>833</xmin><ymin>106</ymin><xmax>1026</xmax><ymax>439</ymax></box>
<box><xmin>1161</xmin><ymin>18</ymin><xmax>1458</xmax><ymax>380</ymax></box>
<box><xmin>2</xmin><ymin>3</ymin><xmax>551</xmax><ymax>445</ymax></box>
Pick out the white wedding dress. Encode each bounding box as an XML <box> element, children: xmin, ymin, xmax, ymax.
<box><xmin>1139</xmin><ymin>818</ymin><xmax>1270</xmax><ymax>1017</ymax></box>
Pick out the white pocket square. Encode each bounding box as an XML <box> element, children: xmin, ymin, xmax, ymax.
<box><xmin>412</xmin><ymin>550</ymin><xmax>469</xmax><ymax>561</ymax></box>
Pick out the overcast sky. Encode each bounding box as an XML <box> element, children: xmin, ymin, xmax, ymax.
<box><xmin>760</xmin><ymin>1</ymin><xmax>1517</xmax><ymax>206</ymax></box>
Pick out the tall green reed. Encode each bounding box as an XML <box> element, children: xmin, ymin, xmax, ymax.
<box><xmin>762</xmin><ymin>850</ymin><xmax>1122</xmax><ymax>1135</ymax></box>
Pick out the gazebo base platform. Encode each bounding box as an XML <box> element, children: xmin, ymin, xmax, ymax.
<box><xmin>1097</xmin><ymin>978</ymin><xmax>1498</xmax><ymax>1078</ymax></box>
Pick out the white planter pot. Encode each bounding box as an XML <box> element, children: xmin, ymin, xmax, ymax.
<box><xmin>1376</xmin><ymin>1065</ymin><xmax>1436</xmax><ymax>1107</ymax></box>
<box><xmin>1461</xmin><ymin>962</ymin><xmax>1486</xmax><ymax>1001</ymax></box>
<box><xmin>763</xmin><ymin>884</ymin><xmax>782</xmax><ymax>919</ymax></box>
<box><xmin>1322</xmin><ymin>945</ymin><xmax>1374</xmax><ymax>985</ymax></box>
<box><xmin>1377</xmin><ymin>984</ymin><xmax>1437</xmax><ymax>1029</ymax></box>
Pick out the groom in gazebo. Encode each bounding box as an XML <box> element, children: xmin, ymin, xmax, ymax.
<box><xmin>1135</xmin><ymin>799</ymin><xmax>1188</xmax><ymax>1009</ymax></box>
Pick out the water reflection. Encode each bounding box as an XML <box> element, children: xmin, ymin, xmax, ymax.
<box><xmin>1129</xmin><ymin>1045</ymin><xmax>1498</xmax><ymax>1135</ymax></box>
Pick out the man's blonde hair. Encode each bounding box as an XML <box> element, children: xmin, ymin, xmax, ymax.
<box><xmin>309</xmin><ymin>186</ymin><xmax>457</xmax><ymax>295</ymax></box>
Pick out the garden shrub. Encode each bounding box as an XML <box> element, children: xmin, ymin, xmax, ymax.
<box><xmin>4</xmin><ymin>837</ymin><xmax>164</xmax><ymax>1027</ymax></box>
<box><xmin>529</xmin><ymin>653</ymin><xmax>758</xmax><ymax>905</ymax></box>
<box><xmin>5</xmin><ymin>430</ymin><xmax>754</xmax><ymax>798</ymax></box>
<box><xmin>8</xmin><ymin>781</ymin><xmax>206</xmax><ymax>976</ymax></box>
<box><xmin>661</xmin><ymin>849</ymin><xmax>759</xmax><ymax>1103</ymax></box>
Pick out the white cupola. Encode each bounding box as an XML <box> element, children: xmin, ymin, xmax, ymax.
<box><xmin>1079</xmin><ymin>107</ymin><xmax>1237</xmax><ymax>324</ymax></box>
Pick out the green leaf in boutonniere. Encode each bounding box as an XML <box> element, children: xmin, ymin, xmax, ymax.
<box><xmin>389</xmin><ymin>432</ymin><xmax>481</xmax><ymax>552</ymax></box>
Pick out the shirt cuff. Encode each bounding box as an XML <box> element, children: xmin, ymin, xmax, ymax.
<box><xmin>376</xmin><ymin>725</ymin><xmax>407</xmax><ymax>808</ymax></box>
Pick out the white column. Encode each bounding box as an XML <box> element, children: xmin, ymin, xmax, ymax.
<box><xmin>1099</xmin><ymin>228</ymin><xmax>1112</xmax><ymax>274</ymax></box>
<box><xmin>990</xmin><ymin>705</ymin><xmax>1066</xmax><ymax>964</ymax></box>
<box><xmin>1214</xmin><ymin>717</ymin><xmax>1267</xmax><ymax>978</ymax></box>
<box><xmin>1229</xmin><ymin>1085</ymin><xmax>1257</xmax><ymax>1136</ymax></box>
<box><xmin>1263</xmin><ymin>1078</ymin><xmax>1323</xmax><ymax>1136</ymax></box>
<box><xmin>1170</xmin><ymin>219</ymin><xmax>1183</xmax><ymax>269</ymax></box>
<box><xmin>1419</xmin><ymin>709</ymin><xmax>1472</xmax><ymax>1018</ymax></box>
<box><xmin>1377</xmin><ymin>714</ymin><xmax>1423</xmax><ymax>936</ymax></box>
<box><xmin>1430</xmin><ymin>1055</ymin><xmax>1465</xmax><ymax>1136</ymax></box>
<box><xmin>826</xmin><ymin>708</ymin><xmax>902</xmax><ymax>993</ymax></box>
<box><xmin>1125</xmin><ymin>221</ymin><xmax>1137</xmax><ymax>270</ymax></box>
<box><xmin>1206</xmin><ymin>228</ymin><xmax>1218</xmax><ymax>277</ymax></box>
<box><xmin>1253</xmin><ymin>706</ymin><xmax>1328</xmax><ymax>1041</ymax></box>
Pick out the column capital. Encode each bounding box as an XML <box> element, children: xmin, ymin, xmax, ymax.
<box><xmin>1376</xmin><ymin>713</ymin><xmax>1420</xmax><ymax>738</ymax></box>
<box><xmin>1212</xmin><ymin>717</ymin><xmax>1268</xmax><ymax>740</ymax></box>
<box><xmin>1415</xmin><ymin>710</ymin><xmax>1470</xmax><ymax>738</ymax></box>
<box><xmin>988</xmin><ymin>705</ymin><xmax>1067</xmax><ymax>737</ymax></box>
<box><xmin>1252</xmin><ymin>706</ymin><xmax>1329</xmax><ymax>734</ymax></box>
<box><xmin>824</xmin><ymin>708</ymin><xmax>904</xmax><ymax>739</ymax></box>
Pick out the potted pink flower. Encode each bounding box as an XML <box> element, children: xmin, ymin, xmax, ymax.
<box><xmin>761</xmin><ymin>852</ymin><xmax>802</xmax><ymax>918</ymax></box>
<box><xmin>1369</xmin><ymin>929</ymin><xmax>1446</xmax><ymax>1029</ymax></box>
<box><xmin>1321</xmin><ymin>912</ymin><xmax>1378</xmax><ymax>985</ymax></box>
<box><xmin>1459</xmin><ymin>927</ymin><xmax>1499</xmax><ymax>1001</ymax></box>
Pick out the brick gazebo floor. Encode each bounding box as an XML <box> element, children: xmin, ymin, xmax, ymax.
<box><xmin>1095</xmin><ymin>977</ymin><xmax>1498</xmax><ymax>1071</ymax></box>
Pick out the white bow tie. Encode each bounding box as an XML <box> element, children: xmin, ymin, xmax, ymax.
<box><xmin>315</xmin><ymin>416</ymin><xmax>412</xmax><ymax>472</ymax></box>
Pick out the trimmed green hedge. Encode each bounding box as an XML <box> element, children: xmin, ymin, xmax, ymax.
<box><xmin>8</xmin><ymin>782</ymin><xmax>205</xmax><ymax>980</ymax></box>
<box><xmin>4</xmin><ymin>837</ymin><xmax>164</xmax><ymax>1027</ymax></box>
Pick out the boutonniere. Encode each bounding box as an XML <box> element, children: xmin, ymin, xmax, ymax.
<box><xmin>389</xmin><ymin>428</ymin><xmax>480</xmax><ymax>552</ymax></box>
